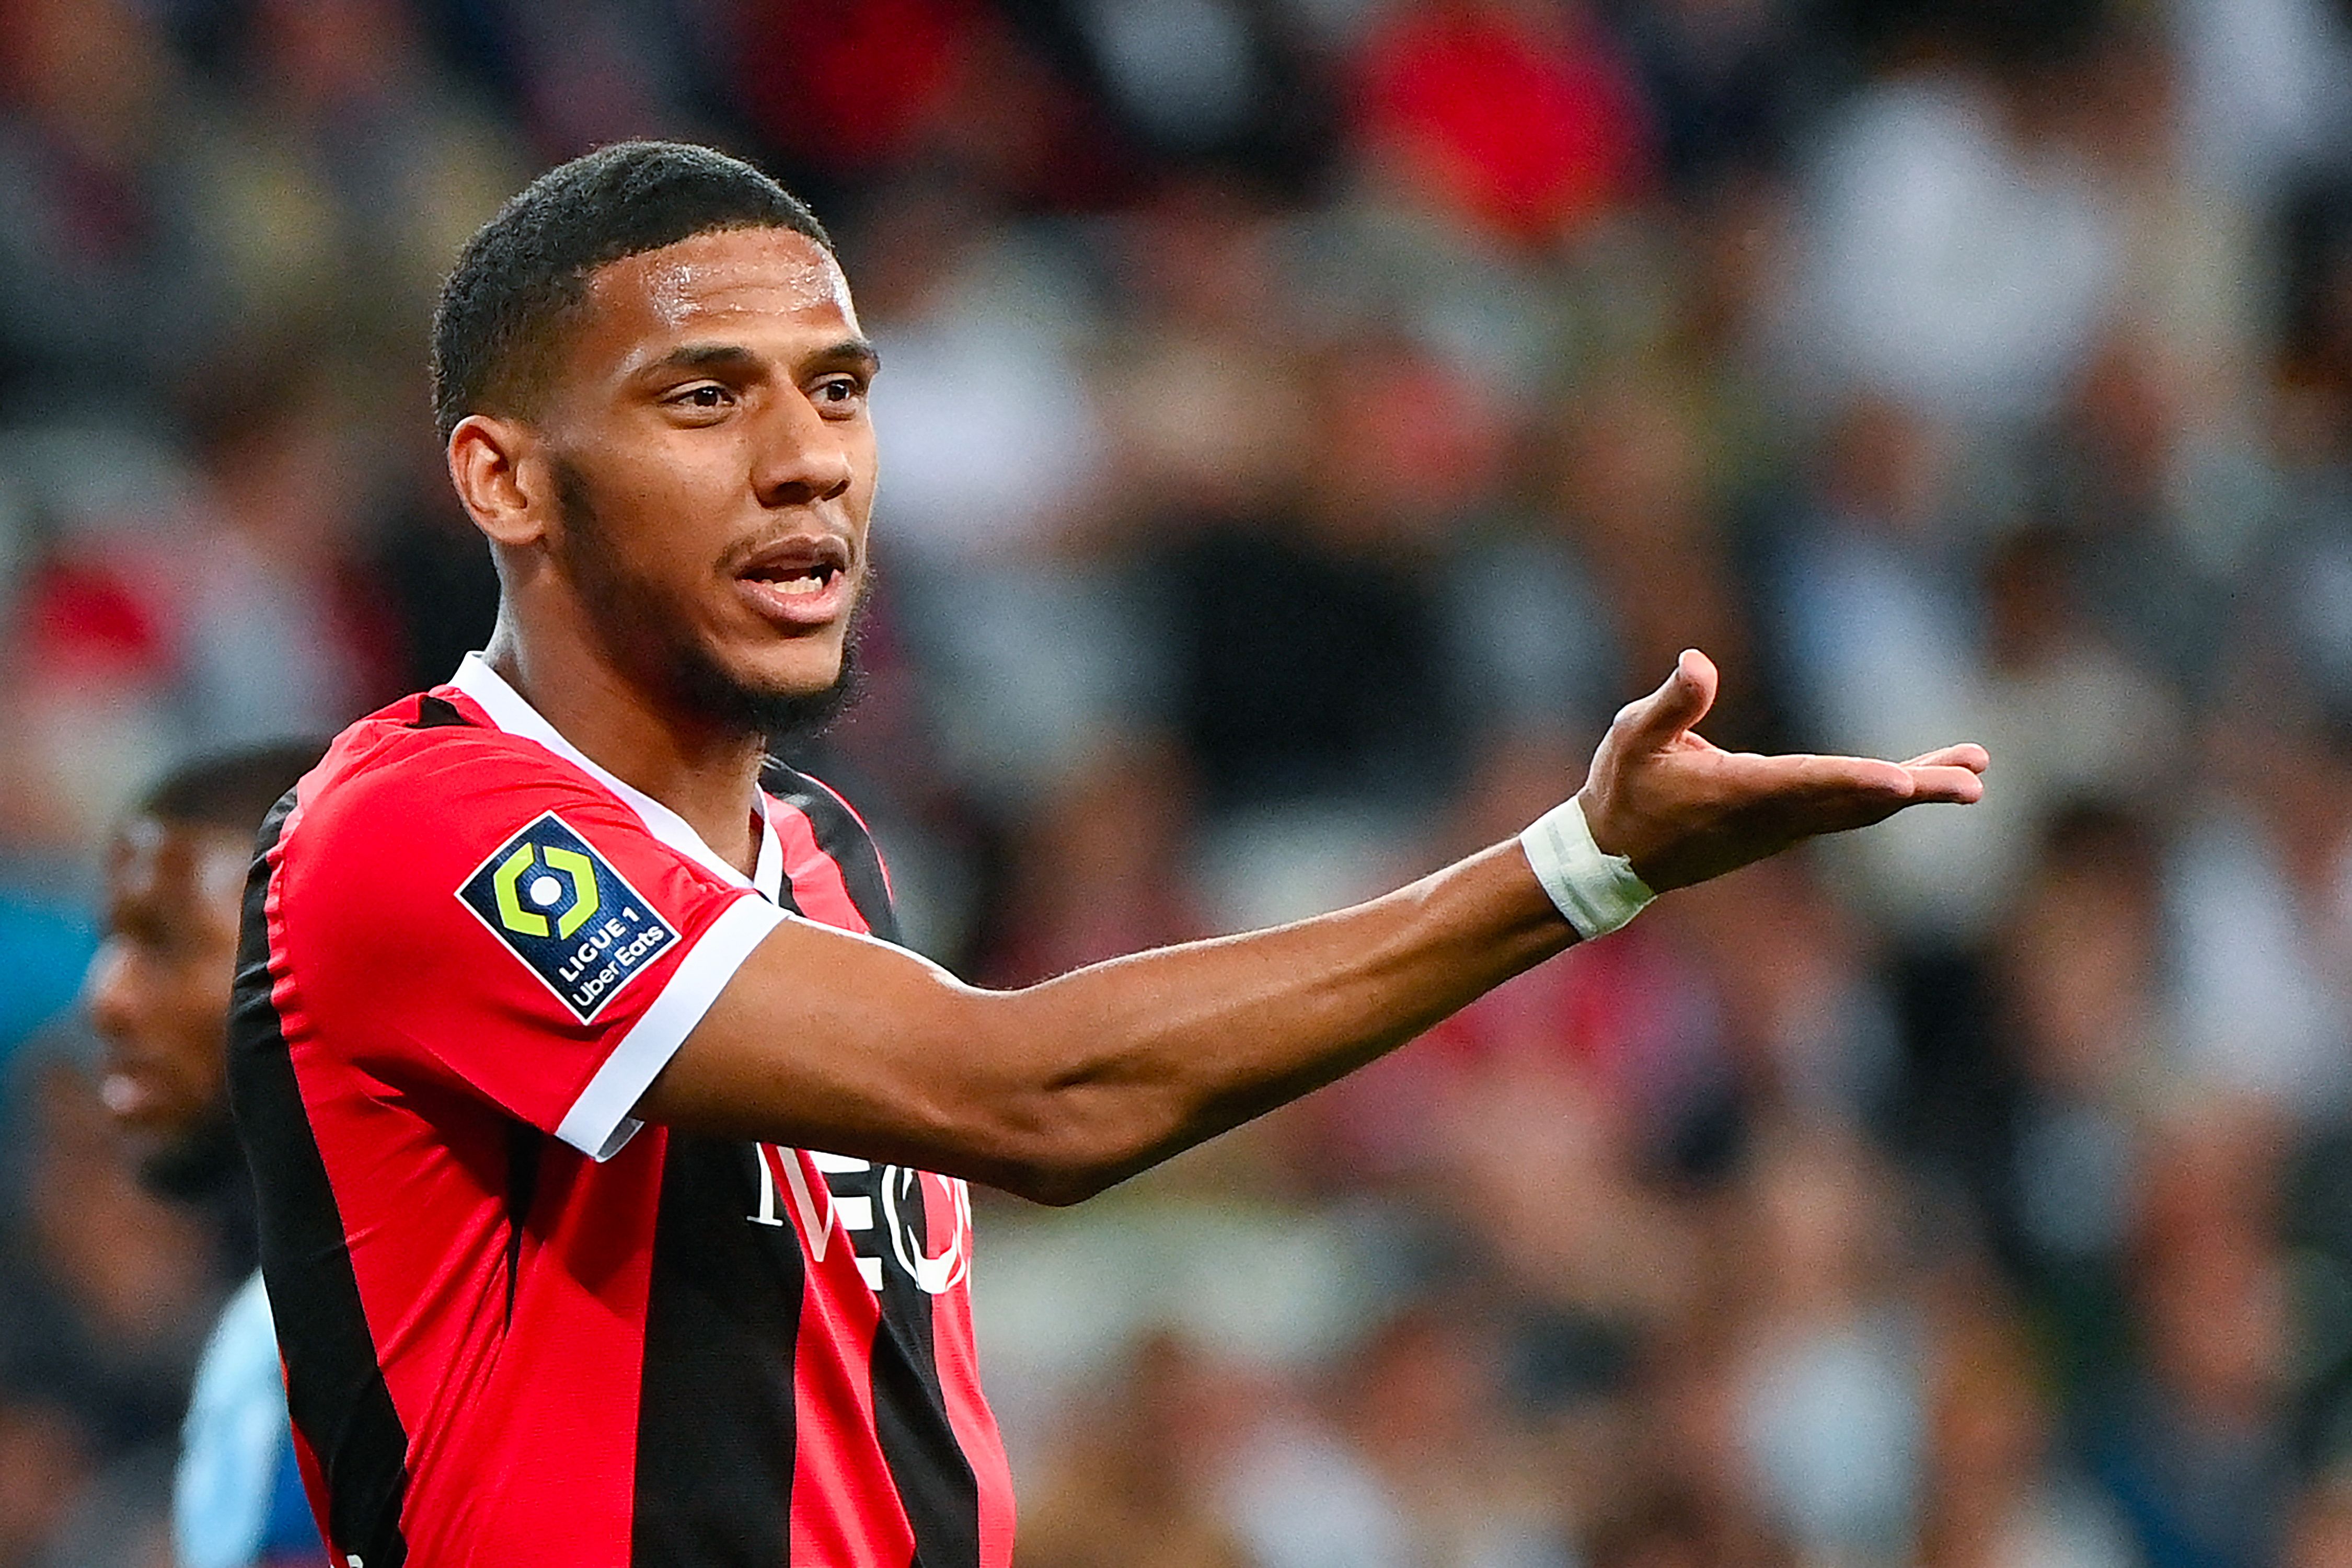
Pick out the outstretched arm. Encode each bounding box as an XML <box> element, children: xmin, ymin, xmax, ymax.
<box><xmin>637</xmin><ymin>651</ymin><xmax>1985</xmax><ymax>1203</ymax></box>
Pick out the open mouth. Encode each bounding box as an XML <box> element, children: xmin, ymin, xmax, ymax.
<box><xmin>745</xmin><ymin>558</ymin><xmax>841</xmax><ymax>596</ymax></box>
<box><xmin>736</xmin><ymin>534</ymin><xmax>854</xmax><ymax>624</ymax></box>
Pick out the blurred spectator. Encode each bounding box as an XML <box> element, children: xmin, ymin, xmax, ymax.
<box><xmin>1915</xmin><ymin>1293</ymin><xmax>2134</xmax><ymax>1568</ymax></box>
<box><xmin>366</xmin><ymin>422</ymin><xmax>501</xmax><ymax>695</ymax></box>
<box><xmin>1215</xmin><ymin>1304</ymin><xmax>1574</xmax><ymax>1568</ymax></box>
<box><xmin>444</xmin><ymin>0</ymin><xmax>733</xmax><ymax>163</ymax></box>
<box><xmin>0</xmin><ymin>0</ymin><xmax>226</xmax><ymax>419</ymax></box>
<box><xmin>2170</xmin><ymin>0</ymin><xmax>2352</xmax><ymax>202</ymax></box>
<box><xmin>1546</xmin><ymin>374</ymin><xmax>1754</xmax><ymax>740</ymax></box>
<box><xmin>2036</xmin><ymin>332</ymin><xmax>2268</xmax><ymax>707</ymax></box>
<box><xmin>1974</xmin><ymin>524</ymin><xmax>2184</xmax><ymax>871</ymax></box>
<box><xmin>1782</xmin><ymin>55</ymin><xmax>2118</xmax><ymax>423</ymax></box>
<box><xmin>200</xmin><ymin>0</ymin><xmax>520</xmax><ymax>384</ymax></box>
<box><xmin>852</xmin><ymin>179</ymin><xmax>1135</xmax><ymax>805</ymax></box>
<box><xmin>1617</xmin><ymin>0</ymin><xmax>1821</xmax><ymax>194</ymax></box>
<box><xmin>1140</xmin><ymin>332</ymin><xmax>1504</xmax><ymax>924</ymax></box>
<box><xmin>1671</xmin><ymin>857</ymin><xmax>1904</xmax><ymax>1142</ymax></box>
<box><xmin>0</xmin><ymin>1054</ymin><xmax>226</xmax><ymax>1567</ymax></box>
<box><xmin>1346</xmin><ymin>0</ymin><xmax>1652</xmax><ymax>245</ymax></box>
<box><xmin>2162</xmin><ymin>711</ymin><xmax>2352</xmax><ymax>1115</ymax></box>
<box><xmin>1326</xmin><ymin>1307</ymin><xmax>1575</xmax><ymax>1567</ymax></box>
<box><xmin>0</xmin><ymin>426</ymin><xmax>193</xmax><ymax>1069</ymax></box>
<box><xmin>1016</xmin><ymin>1332</ymin><xmax>1253</xmax><ymax>1568</ymax></box>
<box><xmin>2087</xmin><ymin>1103</ymin><xmax>2298</xmax><ymax>1568</ymax></box>
<box><xmin>1764</xmin><ymin>393</ymin><xmax>1999</xmax><ymax>938</ymax></box>
<box><xmin>1728</xmin><ymin>1123</ymin><xmax>1925</xmax><ymax>1565</ymax></box>
<box><xmin>979</xmin><ymin>736</ymin><xmax>1208</xmax><ymax>986</ymax></box>
<box><xmin>1917</xmin><ymin>806</ymin><xmax>2167</xmax><ymax>1395</ymax></box>
<box><xmin>172</xmin><ymin>355</ymin><xmax>403</xmax><ymax>749</ymax></box>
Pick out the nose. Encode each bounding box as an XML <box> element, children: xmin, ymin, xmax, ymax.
<box><xmin>84</xmin><ymin>938</ymin><xmax>139</xmax><ymax>1043</ymax></box>
<box><xmin>751</xmin><ymin>388</ymin><xmax>855</xmax><ymax>509</ymax></box>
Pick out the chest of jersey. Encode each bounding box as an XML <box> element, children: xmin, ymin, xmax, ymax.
<box><xmin>750</xmin><ymin>1145</ymin><xmax>973</xmax><ymax>1296</ymax></box>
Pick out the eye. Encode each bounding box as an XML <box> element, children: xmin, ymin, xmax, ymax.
<box><xmin>812</xmin><ymin>375</ymin><xmax>869</xmax><ymax>414</ymax></box>
<box><xmin>661</xmin><ymin>382</ymin><xmax>738</xmax><ymax>421</ymax></box>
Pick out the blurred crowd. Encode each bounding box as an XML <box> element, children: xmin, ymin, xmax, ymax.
<box><xmin>3</xmin><ymin>0</ymin><xmax>2352</xmax><ymax>1564</ymax></box>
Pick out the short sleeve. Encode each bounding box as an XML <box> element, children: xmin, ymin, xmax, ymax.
<box><xmin>274</xmin><ymin>733</ymin><xmax>785</xmax><ymax>1159</ymax></box>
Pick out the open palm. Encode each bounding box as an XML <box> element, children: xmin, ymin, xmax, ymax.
<box><xmin>1579</xmin><ymin>650</ymin><xmax>1989</xmax><ymax>893</ymax></box>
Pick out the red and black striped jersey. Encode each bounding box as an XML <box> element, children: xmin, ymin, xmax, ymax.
<box><xmin>227</xmin><ymin>653</ymin><xmax>1015</xmax><ymax>1568</ymax></box>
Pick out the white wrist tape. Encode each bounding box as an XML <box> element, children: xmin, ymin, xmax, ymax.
<box><xmin>1519</xmin><ymin>797</ymin><xmax>1655</xmax><ymax>940</ymax></box>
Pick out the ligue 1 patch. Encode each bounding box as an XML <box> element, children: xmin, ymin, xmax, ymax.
<box><xmin>456</xmin><ymin>813</ymin><xmax>678</xmax><ymax>1022</ymax></box>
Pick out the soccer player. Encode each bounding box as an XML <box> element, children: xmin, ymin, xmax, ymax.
<box><xmin>228</xmin><ymin>141</ymin><xmax>1987</xmax><ymax>1568</ymax></box>
<box><xmin>85</xmin><ymin>743</ymin><xmax>326</xmax><ymax>1568</ymax></box>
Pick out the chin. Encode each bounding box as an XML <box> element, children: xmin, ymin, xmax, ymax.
<box><xmin>752</xmin><ymin>639</ymin><xmax>849</xmax><ymax>698</ymax></box>
<box><xmin>684</xmin><ymin>634</ymin><xmax>861</xmax><ymax>741</ymax></box>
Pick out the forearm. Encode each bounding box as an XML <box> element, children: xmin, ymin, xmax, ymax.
<box><xmin>984</xmin><ymin>839</ymin><xmax>1574</xmax><ymax>1196</ymax></box>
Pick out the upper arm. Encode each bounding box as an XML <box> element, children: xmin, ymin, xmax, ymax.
<box><xmin>632</xmin><ymin>917</ymin><xmax>1055</xmax><ymax>1189</ymax></box>
<box><xmin>284</xmin><ymin>743</ymin><xmax>785</xmax><ymax>1159</ymax></box>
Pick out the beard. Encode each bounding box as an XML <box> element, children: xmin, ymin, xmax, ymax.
<box><xmin>139</xmin><ymin>1099</ymin><xmax>246</xmax><ymax>1201</ymax></box>
<box><xmin>551</xmin><ymin>455</ymin><xmax>867</xmax><ymax>744</ymax></box>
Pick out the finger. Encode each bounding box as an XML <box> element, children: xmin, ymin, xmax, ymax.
<box><xmin>1899</xmin><ymin>743</ymin><xmax>1990</xmax><ymax>774</ymax></box>
<box><xmin>1615</xmin><ymin>648</ymin><xmax>1719</xmax><ymax>753</ymax></box>
<box><xmin>1901</xmin><ymin>763</ymin><xmax>1987</xmax><ymax>804</ymax></box>
<box><xmin>1718</xmin><ymin>751</ymin><xmax>1917</xmax><ymax>798</ymax></box>
<box><xmin>1736</xmin><ymin>754</ymin><xmax>1982</xmax><ymax>806</ymax></box>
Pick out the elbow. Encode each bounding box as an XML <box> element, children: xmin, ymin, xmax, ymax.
<box><xmin>984</xmin><ymin>1126</ymin><xmax>1133</xmax><ymax>1208</ymax></box>
<box><xmin>972</xmin><ymin>1087</ymin><xmax>1157</xmax><ymax>1208</ymax></box>
<box><xmin>946</xmin><ymin>997</ymin><xmax>1181</xmax><ymax>1206</ymax></box>
<box><xmin>996</xmin><ymin>1163</ymin><xmax>1112</xmax><ymax>1208</ymax></box>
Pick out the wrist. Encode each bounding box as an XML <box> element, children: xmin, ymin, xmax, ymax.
<box><xmin>1519</xmin><ymin>795</ymin><xmax>1654</xmax><ymax>940</ymax></box>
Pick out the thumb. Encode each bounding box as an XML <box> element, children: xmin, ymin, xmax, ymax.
<box><xmin>1613</xmin><ymin>649</ymin><xmax>1717</xmax><ymax>752</ymax></box>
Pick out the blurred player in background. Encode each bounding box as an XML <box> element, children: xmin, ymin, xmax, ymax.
<box><xmin>87</xmin><ymin>743</ymin><xmax>326</xmax><ymax>1568</ymax></box>
<box><xmin>229</xmin><ymin>141</ymin><xmax>1986</xmax><ymax>1568</ymax></box>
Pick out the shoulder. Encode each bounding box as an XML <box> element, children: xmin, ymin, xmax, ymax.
<box><xmin>264</xmin><ymin>691</ymin><xmax>706</xmax><ymax>973</ymax></box>
<box><xmin>287</xmin><ymin>691</ymin><xmax>591</xmax><ymax>843</ymax></box>
<box><xmin>273</xmin><ymin>690</ymin><xmax>654</xmax><ymax>897</ymax></box>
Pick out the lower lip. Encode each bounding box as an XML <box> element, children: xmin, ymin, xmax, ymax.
<box><xmin>100</xmin><ymin>1069</ymin><xmax>155</xmax><ymax>1120</ymax></box>
<box><xmin>736</xmin><ymin>570</ymin><xmax>850</xmax><ymax>628</ymax></box>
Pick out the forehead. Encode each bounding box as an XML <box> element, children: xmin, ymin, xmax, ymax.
<box><xmin>107</xmin><ymin>817</ymin><xmax>248</xmax><ymax>915</ymax></box>
<box><xmin>573</xmin><ymin>227</ymin><xmax>859</xmax><ymax>364</ymax></box>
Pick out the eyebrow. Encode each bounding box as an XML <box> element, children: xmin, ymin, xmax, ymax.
<box><xmin>642</xmin><ymin>338</ymin><xmax>881</xmax><ymax>378</ymax></box>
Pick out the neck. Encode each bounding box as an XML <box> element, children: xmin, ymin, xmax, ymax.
<box><xmin>484</xmin><ymin>620</ymin><xmax>768</xmax><ymax>878</ymax></box>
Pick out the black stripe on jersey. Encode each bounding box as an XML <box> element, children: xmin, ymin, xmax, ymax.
<box><xmin>226</xmin><ymin>791</ymin><xmax>412</xmax><ymax>1568</ymax></box>
<box><xmin>870</xmin><ymin>1174</ymin><xmax>981</xmax><ymax>1568</ymax></box>
<box><xmin>408</xmin><ymin>695</ymin><xmax>472</xmax><ymax>729</ymax></box>
<box><xmin>760</xmin><ymin>768</ymin><xmax>972</xmax><ymax>1561</ymax></box>
<box><xmin>764</xmin><ymin>765</ymin><xmax>899</xmax><ymax>944</ymax></box>
<box><xmin>502</xmin><ymin>1122</ymin><xmax>543</xmax><ymax>1330</ymax></box>
<box><xmin>631</xmin><ymin>1136</ymin><xmax>804</xmax><ymax>1566</ymax></box>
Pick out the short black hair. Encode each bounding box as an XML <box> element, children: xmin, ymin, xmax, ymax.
<box><xmin>431</xmin><ymin>141</ymin><xmax>832</xmax><ymax>441</ymax></box>
<box><xmin>135</xmin><ymin>740</ymin><xmax>327</xmax><ymax>838</ymax></box>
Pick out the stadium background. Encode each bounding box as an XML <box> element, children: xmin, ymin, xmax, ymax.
<box><xmin>1</xmin><ymin>0</ymin><xmax>2349</xmax><ymax>1562</ymax></box>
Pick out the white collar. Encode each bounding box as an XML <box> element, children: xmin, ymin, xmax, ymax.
<box><xmin>449</xmin><ymin>652</ymin><xmax>784</xmax><ymax>902</ymax></box>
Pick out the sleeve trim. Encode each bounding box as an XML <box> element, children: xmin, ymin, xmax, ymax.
<box><xmin>555</xmin><ymin>895</ymin><xmax>788</xmax><ymax>1160</ymax></box>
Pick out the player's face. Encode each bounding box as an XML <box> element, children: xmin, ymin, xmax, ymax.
<box><xmin>534</xmin><ymin>227</ymin><xmax>879</xmax><ymax>729</ymax></box>
<box><xmin>85</xmin><ymin>817</ymin><xmax>247</xmax><ymax>1167</ymax></box>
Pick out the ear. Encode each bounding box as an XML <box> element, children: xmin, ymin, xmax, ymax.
<box><xmin>447</xmin><ymin>414</ymin><xmax>550</xmax><ymax>549</ymax></box>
